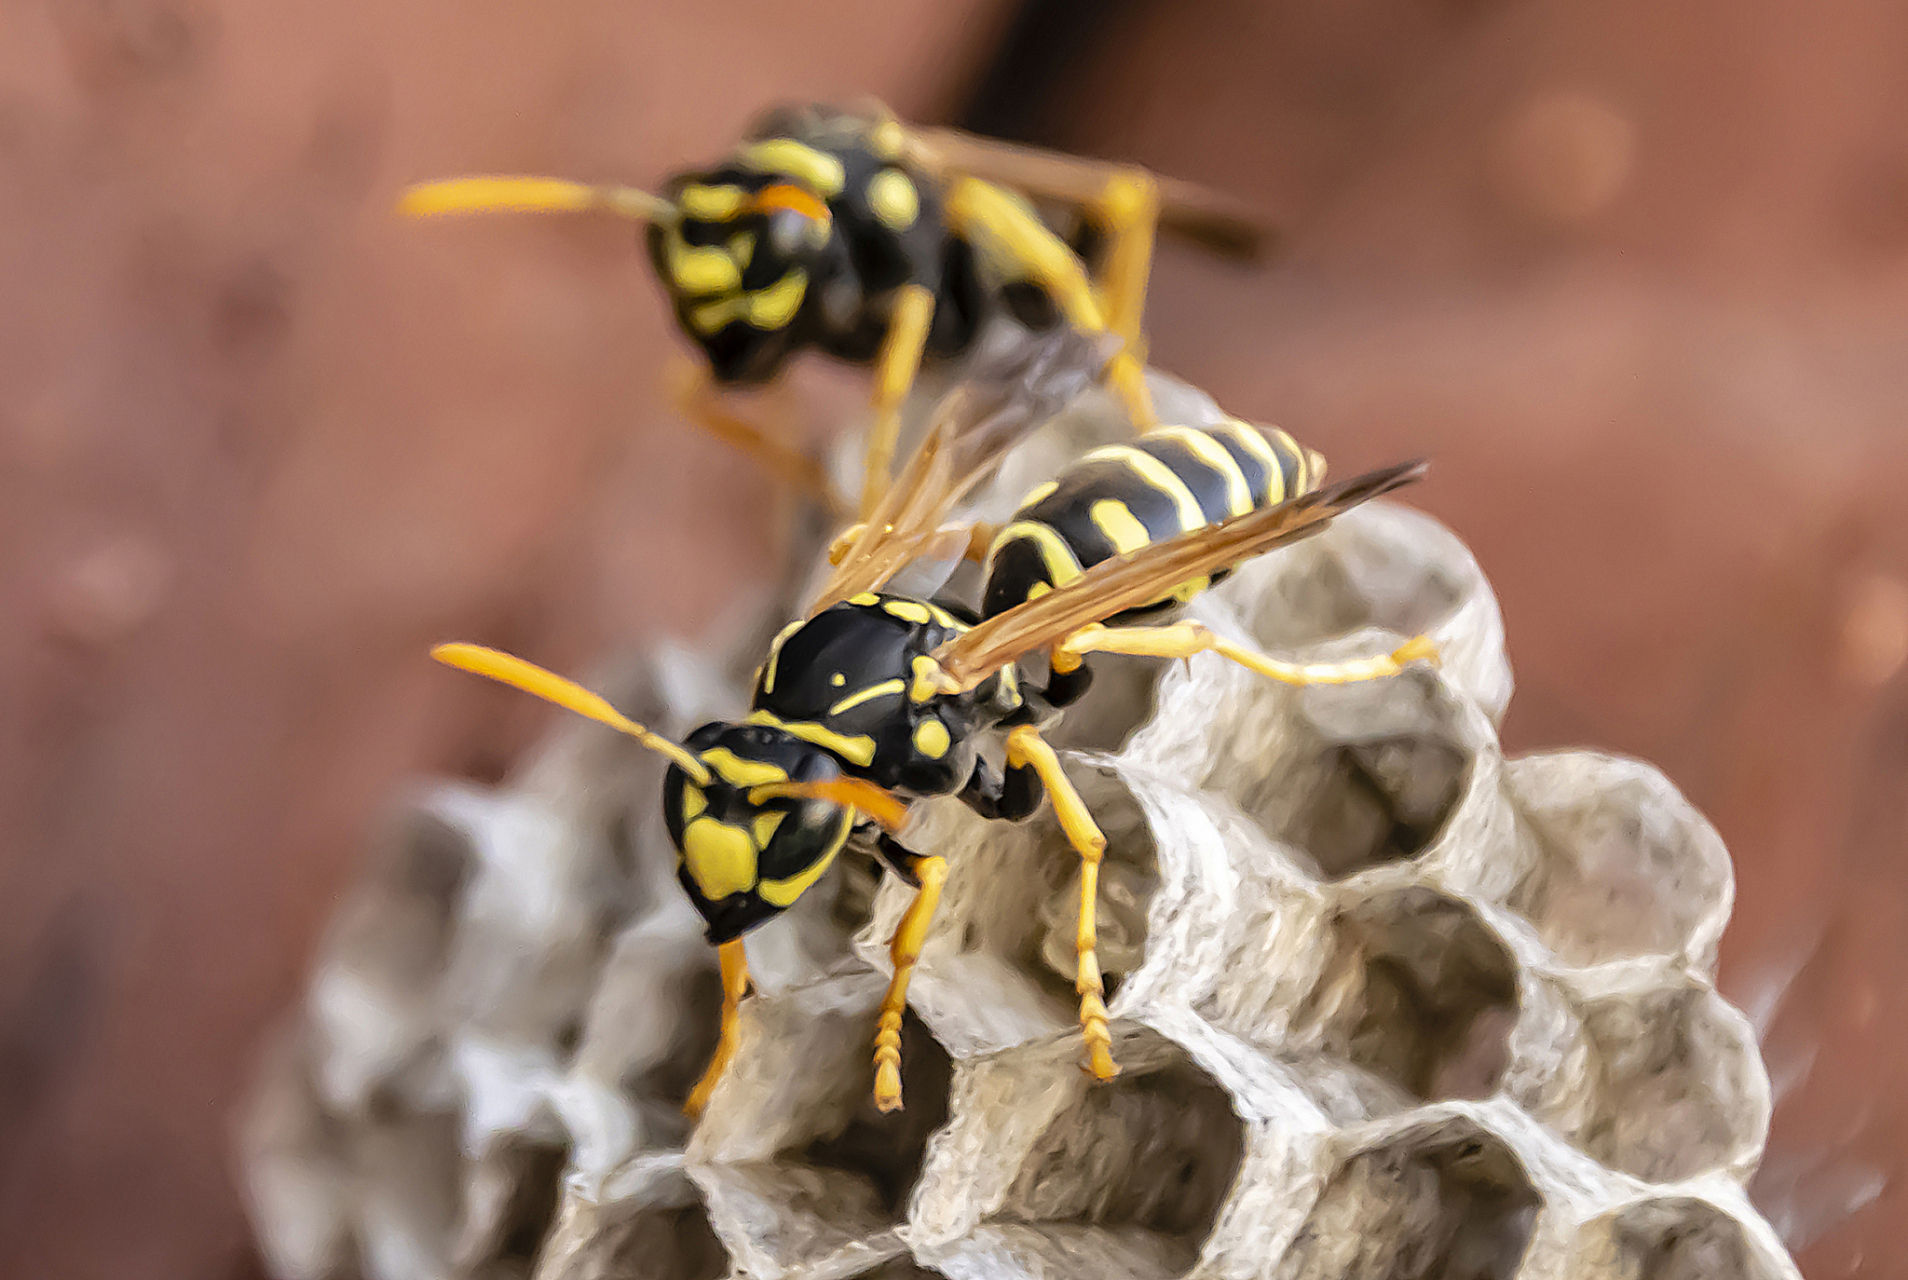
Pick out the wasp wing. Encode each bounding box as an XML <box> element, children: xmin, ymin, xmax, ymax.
<box><xmin>806</xmin><ymin>326</ymin><xmax>1113</xmax><ymax>614</ymax></box>
<box><xmin>929</xmin><ymin>459</ymin><xmax>1429</xmax><ymax>689</ymax></box>
<box><xmin>901</xmin><ymin>124</ymin><xmax>1274</xmax><ymax>261</ymax></box>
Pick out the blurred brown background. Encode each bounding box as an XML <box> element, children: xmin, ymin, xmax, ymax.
<box><xmin>2</xmin><ymin>0</ymin><xmax>1902</xmax><ymax>1275</ymax></box>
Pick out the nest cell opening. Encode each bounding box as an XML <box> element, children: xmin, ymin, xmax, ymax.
<box><xmin>795</xmin><ymin>1011</ymin><xmax>955</xmax><ymax>1222</ymax></box>
<box><xmin>994</xmin><ymin>1047</ymin><xmax>1247</xmax><ymax>1273</ymax></box>
<box><xmin>1508</xmin><ymin>758</ymin><xmax>1729</xmax><ymax>968</ymax></box>
<box><xmin>476</xmin><ymin>1140</ymin><xmax>569</xmax><ymax>1271</ymax></box>
<box><xmin>1221</xmin><ymin>505</ymin><xmax>1470</xmax><ymax>655</ymax></box>
<box><xmin>625</xmin><ymin>961</ymin><xmax>725</xmax><ymax>1141</ymax></box>
<box><xmin>578</xmin><ymin>1182</ymin><xmax>732</xmax><ymax>1280</ymax></box>
<box><xmin>1579</xmin><ymin>987</ymin><xmax>1762</xmax><ymax>1183</ymax></box>
<box><xmin>1307</xmin><ymin>888</ymin><xmax>1519</xmax><ymax>1102</ymax></box>
<box><xmin>1221</xmin><ymin>674</ymin><xmax>1472</xmax><ymax>882</ymax></box>
<box><xmin>1276</xmin><ymin>1119</ymin><xmax>1539</xmax><ymax>1280</ymax></box>
<box><xmin>1573</xmin><ymin>1197</ymin><xmax>1782</xmax><ymax>1280</ymax></box>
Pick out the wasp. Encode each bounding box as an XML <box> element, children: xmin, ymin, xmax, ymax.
<box><xmin>433</xmin><ymin>363</ymin><xmax>1434</xmax><ymax>1116</ymax></box>
<box><xmin>399</xmin><ymin>102</ymin><xmax>1270</xmax><ymax>517</ymax></box>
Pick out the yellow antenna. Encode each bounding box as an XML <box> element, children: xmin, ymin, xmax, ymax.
<box><xmin>432</xmin><ymin>643</ymin><xmax>710</xmax><ymax>785</ymax></box>
<box><xmin>750</xmin><ymin>778</ymin><xmax>911</xmax><ymax>834</ymax></box>
<box><xmin>398</xmin><ymin>176</ymin><xmax>675</xmax><ymax>223</ymax></box>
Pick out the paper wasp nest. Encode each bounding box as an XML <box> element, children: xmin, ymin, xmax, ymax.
<box><xmin>241</xmin><ymin>373</ymin><xmax>1799</xmax><ymax>1280</ymax></box>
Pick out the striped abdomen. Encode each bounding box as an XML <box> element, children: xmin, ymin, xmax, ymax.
<box><xmin>980</xmin><ymin>420</ymin><xmax>1325</xmax><ymax>622</ymax></box>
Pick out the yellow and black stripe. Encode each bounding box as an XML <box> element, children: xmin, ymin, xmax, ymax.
<box><xmin>980</xmin><ymin>419</ymin><xmax>1325</xmax><ymax>621</ymax></box>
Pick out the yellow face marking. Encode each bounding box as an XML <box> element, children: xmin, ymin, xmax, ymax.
<box><xmin>1089</xmin><ymin>499</ymin><xmax>1153</xmax><ymax>555</ymax></box>
<box><xmin>663</xmin><ymin>234</ymin><xmax>741</xmax><ymax>296</ymax></box>
<box><xmin>829</xmin><ymin>677</ymin><xmax>905</xmax><ymax>716</ymax></box>
<box><xmin>682</xmin><ymin>819</ymin><xmax>757</xmax><ymax>901</ymax></box>
<box><xmin>756</xmin><ymin>811</ymin><xmax>853</xmax><ymax>907</ymax></box>
<box><xmin>700</xmin><ymin>747</ymin><xmax>790</xmax><ymax>788</ymax></box>
<box><xmin>751</xmin><ymin>810</ymin><xmax>785</xmax><ymax>849</ymax></box>
<box><xmin>760</xmin><ymin>618</ymin><xmax>806</xmax><ymax>695</ymax></box>
<box><xmin>1015</xmin><ymin>478</ymin><xmax>1059</xmax><ymax>512</ymax></box>
<box><xmin>680</xmin><ymin>784</ymin><xmax>707</xmax><ymax>822</ymax></box>
<box><xmin>1150</xmin><ymin>425</ymin><xmax>1253</xmax><ymax>516</ymax></box>
<box><xmin>679</xmin><ymin>183</ymin><xmax>749</xmax><ymax>220</ymax></box>
<box><xmin>737</xmin><ymin>140</ymin><xmax>846</xmax><ymax>196</ymax></box>
<box><xmin>1081</xmin><ymin>444</ymin><xmax>1206</xmax><ymax>533</ymax></box>
<box><xmin>867</xmin><ymin>169</ymin><xmax>919</xmax><ymax>231</ymax></box>
<box><xmin>746</xmin><ymin>270</ymin><xmax>807</xmax><ymax>329</ymax></box>
<box><xmin>830</xmin><ymin>672</ymin><xmax>846</xmax><ymax>686</ymax></box>
<box><xmin>848</xmin><ymin>592</ymin><xmax>881</xmax><ymax>606</ymax></box>
<box><xmin>912</xmin><ymin>718</ymin><xmax>951</xmax><ymax>759</ymax></box>
<box><xmin>882</xmin><ymin>599</ymin><xmax>933</xmax><ymax>624</ymax></box>
<box><xmin>747</xmin><ymin>710</ymin><xmax>876</xmax><ymax>767</ymax></box>
<box><xmin>909</xmin><ymin>654</ymin><xmax>947</xmax><ymax>704</ymax></box>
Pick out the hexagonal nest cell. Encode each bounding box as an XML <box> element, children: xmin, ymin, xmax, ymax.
<box><xmin>1504</xmin><ymin>752</ymin><xmax>1733</xmax><ymax>971</ymax></box>
<box><xmin>995</xmin><ymin>1053</ymin><xmax>1244</xmax><ymax>1252</ymax></box>
<box><xmin>241</xmin><ymin>366</ymin><xmax>1798</xmax><ymax>1280</ymax></box>
<box><xmin>1276</xmin><ymin>1118</ymin><xmax>1540</xmax><ymax>1280</ymax></box>
<box><xmin>1570</xmin><ymin>1197</ymin><xmax>1791</xmax><ymax>1280</ymax></box>
<box><xmin>1575</xmin><ymin>981</ymin><xmax>1769</xmax><ymax>1183</ymax></box>
<box><xmin>1298</xmin><ymin>887</ymin><xmax>1520</xmax><ymax>1103</ymax></box>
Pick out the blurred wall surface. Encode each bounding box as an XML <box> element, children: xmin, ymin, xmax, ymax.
<box><xmin>0</xmin><ymin>0</ymin><xmax>1901</xmax><ymax>1277</ymax></box>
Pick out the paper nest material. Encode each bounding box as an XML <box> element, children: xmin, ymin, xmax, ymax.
<box><xmin>241</xmin><ymin>373</ymin><xmax>1800</xmax><ymax>1280</ymax></box>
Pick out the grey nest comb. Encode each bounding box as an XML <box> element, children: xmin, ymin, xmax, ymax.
<box><xmin>241</xmin><ymin>376</ymin><xmax>1799</xmax><ymax>1280</ymax></box>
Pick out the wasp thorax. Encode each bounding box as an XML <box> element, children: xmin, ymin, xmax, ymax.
<box><xmin>662</xmin><ymin>722</ymin><xmax>860</xmax><ymax>945</ymax></box>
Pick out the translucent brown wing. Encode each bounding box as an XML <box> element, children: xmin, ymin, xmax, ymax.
<box><xmin>900</xmin><ymin>123</ymin><xmax>1275</xmax><ymax>261</ymax></box>
<box><xmin>929</xmin><ymin>459</ymin><xmax>1430</xmax><ymax>690</ymax></box>
<box><xmin>806</xmin><ymin>326</ymin><xmax>1113</xmax><ymax>615</ymax></box>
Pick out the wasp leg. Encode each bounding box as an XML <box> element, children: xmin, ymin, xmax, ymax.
<box><xmin>669</xmin><ymin>359</ymin><xmax>842</xmax><ymax>514</ymax></box>
<box><xmin>1058</xmin><ymin>621</ymin><xmax>1441</xmax><ymax>685</ymax></box>
<box><xmin>1003</xmin><ymin>723</ymin><xmax>1118</xmax><ymax>1082</ymax></box>
<box><xmin>1082</xmin><ymin>170</ymin><xmax>1161</xmax><ymax>369</ymax></box>
<box><xmin>873</xmin><ymin>849</ymin><xmax>949</xmax><ymax>1112</ymax></box>
<box><xmin>684</xmin><ymin>937</ymin><xmax>751</xmax><ymax>1118</ymax></box>
<box><xmin>826</xmin><ymin>519</ymin><xmax>997</xmax><ymax>567</ymax></box>
<box><xmin>943</xmin><ymin>177</ymin><xmax>1155</xmax><ymax>430</ymax></box>
<box><xmin>861</xmin><ymin>284</ymin><xmax>937</xmax><ymax>520</ymax></box>
<box><xmin>957</xmin><ymin>753</ymin><xmax>1040</xmax><ymax>821</ymax></box>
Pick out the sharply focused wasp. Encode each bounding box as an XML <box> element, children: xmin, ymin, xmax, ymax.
<box><xmin>399</xmin><ymin>102</ymin><xmax>1269</xmax><ymax>517</ymax></box>
<box><xmin>433</xmin><ymin>353</ymin><xmax>1434</xmax><ymax>1116</ymax></box>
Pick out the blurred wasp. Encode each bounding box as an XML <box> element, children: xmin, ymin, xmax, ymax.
<box><xmin>433</xmin><ymin>348</ymin><xmax>1434</xmax><ymax>1116</ymax></box>
<box><xmin>399</xmin><ymin>101</ymin><xmax>1270</xmax><ymax>517</ymax></box>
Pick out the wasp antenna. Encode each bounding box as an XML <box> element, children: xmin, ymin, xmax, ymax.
<box><xmin>431</xmin><ymin>642</ymin><xmax>709</xmax><ymax>784</ymax></box>
<box><xmin>397</xmin><ymin>176</ymin><xmax>674</xmax><ymax>223</ymax></box>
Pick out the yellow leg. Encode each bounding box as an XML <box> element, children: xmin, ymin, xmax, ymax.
<box><xmin>860</xmin><ymin>284</ymin><xmax>937</xmax><ymax>520</ymax></box>
<box><xmin>684</xmin><ymin>938</ymin><xmax>750</xmax><ymax>1118</ymax></box>
<box><xmin>1005</xmin><ymin>725</ymin><xmax>1117</xmax><ymax>1082</ymax></box>
<box><xmin>872</xmin><ymin>854</ymin><xmax>949</xmax><ymax>1112</ymax></box>
<box><xmin>1058</xmin><ymin>622</ymin><xmax>1440</xmax><ymax>685</ymax></box>
<box><xmin>826</xmin><ymin>519</ymin><xmax>996</xmax><ymax>567</ymax></box>
<box><xmin>943</xmin><ymin>177</ymin><xmax>1155</xmax><ymax>430</ymax></box>
<box><xmin>669</xmin><ymin>359</ymin><xmax>843</xmax><ymax>515</ymax></box>
<box><xmin>1084</xmin><ymin>170</ymin><xmax>1160</xmax><ymax>365</ymax></box>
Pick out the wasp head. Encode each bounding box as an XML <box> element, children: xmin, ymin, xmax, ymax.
<box><xmin>661</xmin><ymin>721</ymin><xmax>863</xmax><ymax>943</ymax></box>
